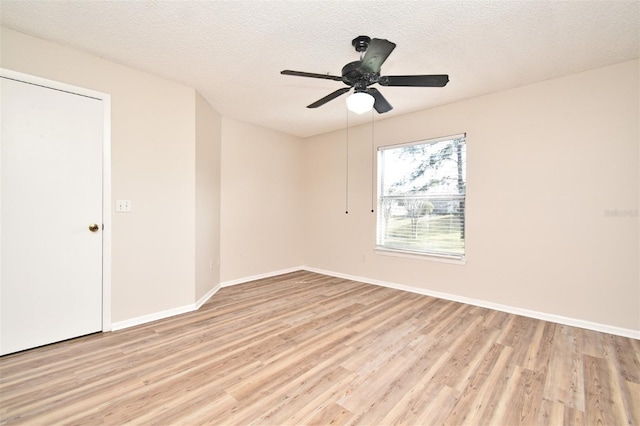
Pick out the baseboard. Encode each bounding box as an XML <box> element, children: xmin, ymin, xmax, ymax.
<box><xmin>112</xmin><ymin>283</ymin><xmax>221</xmax><ymax>331</ymax></box>
<box><xmin>111</xmin><ymin>303</ymin><xmax>196</xmax><ymax>331</ymax></box>
<box><xmin>111</xmin><ymin>267</ymin><xmax>307</xmax><ymax>331</ymax></box>
<box><xmin>110</xmin><ymin>266</ymin><xmax>639</xmax><ymax>339</ymax></box>
<box><xmin>302</xmin><ymin>266</ymin><xmax>640</xmax><ymax>340</ymax></box>
<box><xmin>220</xmin><ymin>266</ymin><xmax>304</xmax><ymax>288</ymax></box>
<box><xmin>196</xmin><ymin>284</ymin><xmax>221</xmax><ymax>310</ymax></box>
<box><xmin>112</xmin><ymin>268</ymin><xmax>302</xmax><ymax>331</ymax></box>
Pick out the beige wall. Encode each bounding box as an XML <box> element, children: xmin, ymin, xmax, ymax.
<box><xmin>303</xmin><ymin>60</ymin><xmax>639</xmax><ymax>332</ymax></box>
<box><xmin>195</xmin><ymin>92</ymin><xmax>222</xmax><ymax>301</ymax></box>
<box><xmin>220</xmin><ymin>119</ymin><xmax>304</xmax><ymax>282</ymax></box>
<box><xmin>1</xmin><ymin>28</ymin><xmax>214</xmax><ymax>322</ymax></box>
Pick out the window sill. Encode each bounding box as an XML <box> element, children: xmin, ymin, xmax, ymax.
<box><xmin>375</xmin><ymin>247</ymin><xmax>467</xmax><ymax>265</ymax></box>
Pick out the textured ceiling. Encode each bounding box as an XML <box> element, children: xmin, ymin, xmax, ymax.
<box><xmin>1</xmin><ymin>1</ymin><xmax>639</xmax><ymax>138</ymax></box>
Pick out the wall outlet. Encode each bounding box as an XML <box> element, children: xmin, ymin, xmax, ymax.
<box><xmin>116</xmin><ymin>200</ymin><xmax>131</xmax><ymax>212</ymax></box>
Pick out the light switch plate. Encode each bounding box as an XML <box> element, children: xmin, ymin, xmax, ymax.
<box><xmin>116</xmin><ymin>200</ymin><xmax>131</xmax><ymax>212</ymax></box>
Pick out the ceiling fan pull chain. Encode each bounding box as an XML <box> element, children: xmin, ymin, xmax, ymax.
<box><xmin>371</xmin><ymin>110</ymin><xmax>375</xmax><ymax>213</ymax></box>
<box><xmin>345</xmin><ymin>108</ymin><xmax>349</xmax><ymax>215</ymax></box>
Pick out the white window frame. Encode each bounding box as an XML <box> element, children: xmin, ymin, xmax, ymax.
<box><xmin>376</xmin><ymin>133</ymin><xmax>466</xmax><ymax>263</ymax></box>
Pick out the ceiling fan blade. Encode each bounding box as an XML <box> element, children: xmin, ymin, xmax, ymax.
<box><xmin>367</xmin><ymin>88</ymin><xmax>393</xmax><ymax>113</ymax></box>
<box><xmin>307</xmin><ymin>87</ymin><xmax>351</xmax><ymax>108</ymax></box>
<box><xmin>379</xmin><ymin>74</ymin><xmax>449</xmax><ymax>87</ymax></box>
<box><xmin>360</xmin><ymin>38</ymin><xmax>396</xmax><ymax>73</ymax></box>
<box><xmin>281</xmin><ymin>70</ymin><xmax>343</xmax><ymax>82</ymax></box>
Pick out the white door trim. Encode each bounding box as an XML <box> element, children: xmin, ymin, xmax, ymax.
<box><xmin>1</xmin><ymin>68</ymin><xmax>112</xmax><ymax>332</ymax></box>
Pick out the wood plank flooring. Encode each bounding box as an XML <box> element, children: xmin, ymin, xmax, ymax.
<box><xmin>1</xmin><ymin>271</ymin><xmax>639</xmax><ymax>425</ymax></box>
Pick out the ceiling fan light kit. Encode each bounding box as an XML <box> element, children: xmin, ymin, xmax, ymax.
<box><xmin>346</xmin><ymin>91</ymin><xmax>375</xmax><ymax>114</ymax></box>
<box><xmin>282</xmin><ymin>35</ymin><xmax>449</xmax><ymax>114</ymax></box>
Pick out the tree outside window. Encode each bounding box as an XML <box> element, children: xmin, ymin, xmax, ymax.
<box><xmin>376</xmin><ymin>134</ymin><xmax>466</xmax><ymax>259</ymax></box>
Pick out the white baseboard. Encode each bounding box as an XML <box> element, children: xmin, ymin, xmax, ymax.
<box><xmin>112</xmin><ymin>266</ymin><xmax>301</xmax><ymax>331</ymax></box>
<box><xmin>110</xmin><ymin>266</ymin><xmax>639</xmax><ymax>340</ymax></box>
<box><xmin>112</xmin><ymin>266</ymin><xmax>304</xmax><ymax>332</ymax></box>
<box><xmin>111</xmin><ymin>283</ymin><xmax>221</xmax><ymax>331</ymax></box>
<box><xmin>196</xmin><ymin>284</ymin><xmax>221</xmax><ymax>310</ymax></box>
<box><xmin>220</xmin><ymin>266</ymin><xmax>304</xmax><ymax>288</ymax></box>
<box><xmin>302</xmin><ymin>266</ymin><xmax>640</xmax><ymax>340</ymax></box>
<box><xmin>111</xmin><ymin>303</ymin><xmax>195</xmax><ymax>331</ymax></box>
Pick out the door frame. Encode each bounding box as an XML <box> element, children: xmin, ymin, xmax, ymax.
<box><xmin>1</xmin><ymin>68</ymin><xmax>112</xmax><ymax>331</ymax></box>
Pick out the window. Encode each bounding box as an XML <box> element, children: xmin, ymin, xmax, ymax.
<box><xmin>377</xmin><ymin>134</ymin><xmax>466</xmax><ymax>260</ymax></box>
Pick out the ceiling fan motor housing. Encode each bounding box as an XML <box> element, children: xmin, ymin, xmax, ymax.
<box><xmin>342</xmin><ymin>61</ymin><xmax>378</xmax><ymax>89</ymax></box>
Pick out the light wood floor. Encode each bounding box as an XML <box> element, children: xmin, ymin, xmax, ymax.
<box><xmin>1</xmin><ymin>271</ymin><xmax>639</xmax><ymax>425</ymax></box>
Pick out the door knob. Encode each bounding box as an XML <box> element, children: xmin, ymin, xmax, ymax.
<box><xmin>88</xmin><ymin>223</ymin><xmax>100</xmax><ymax>232</ymax></box>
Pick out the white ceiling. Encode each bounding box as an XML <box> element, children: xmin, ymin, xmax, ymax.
<box><xmin>1</xmin><ymin>1</ymin><xmax>639</xmax><ymax>138</ymax></box>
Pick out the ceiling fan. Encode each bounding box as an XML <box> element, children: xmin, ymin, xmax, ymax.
<box><xmin>281</xmin><ymin>35</ymin><xmax>449</xmax><ymax>115</ymax></box>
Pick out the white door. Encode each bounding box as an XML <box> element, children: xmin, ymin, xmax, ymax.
<box><xmin>0</xmin><ymin>76</ymin><xmax>104</xmax><ymax>355</ymax></box>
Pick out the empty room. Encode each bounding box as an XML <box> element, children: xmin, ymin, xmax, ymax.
<box><xmin>0</xmin><ymin>1</ymin><xmax>639</xmax><ymax>424</ymax></box>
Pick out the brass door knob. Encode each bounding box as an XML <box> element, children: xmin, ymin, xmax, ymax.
<box><xmin>88</xmin><ymin>223</ymin><xmax>100</xmax><ymax>232</ymax></box>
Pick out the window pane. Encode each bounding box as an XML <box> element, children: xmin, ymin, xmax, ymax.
<box><xmin>377</xmin><ymin>135</ymin><xmax>466</xmax><ymax>258</ymax></box>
